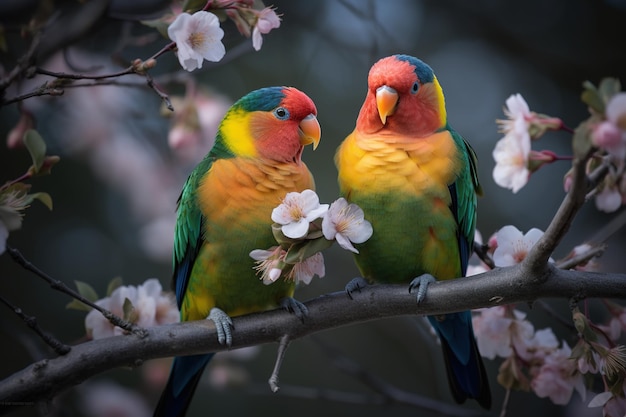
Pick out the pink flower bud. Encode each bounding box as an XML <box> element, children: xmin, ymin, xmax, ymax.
<box><xmin>592</xmin><ymin>121</ymin><xmax>622</xmax><ymax>149</ymax></box>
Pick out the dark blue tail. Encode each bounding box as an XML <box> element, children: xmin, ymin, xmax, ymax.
<box><xmin>428</xmin><ymin>311</ymin><xmax>491</xmax><ymax>409</ymax></box>
<box><xmin>153</xmin><ymin>353</ymin><xmax>215</xmax><ymax>417</ymax></box>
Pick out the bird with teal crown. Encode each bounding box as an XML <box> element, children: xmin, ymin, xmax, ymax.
<box><xmin>154</xmin><ymin>86</ymin><xmax>321</xmax><ymax>417</ymax></box>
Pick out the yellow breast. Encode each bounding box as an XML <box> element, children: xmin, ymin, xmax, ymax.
<box><xmin>336</xmin><ymin>130</ymin><xmax>461</xmax><ymax>199</ymax></box>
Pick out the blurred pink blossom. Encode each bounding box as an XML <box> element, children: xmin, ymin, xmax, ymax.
<box><xmin>595</xmin><ymin>185</ymin><xmax>622</xmax><ymax>213</ymax></box>
<box><xmin>85</xmin><ymin>278</ymin><xmax>179</xmax><ymax>339</ymax></box>
<box><xmin>530</xmin><ymin>342</ymin><xmax>585</xmax><ymax>405</ymax></box>
<box><xmin>80</xmin><ymin>381</ymin><xmax>151</xmax><ymax>417</ymax></box>
<box><xmin>251</xmin><ymin>7</ymin><xmax>281</xmax><ymax>51</ymax></box>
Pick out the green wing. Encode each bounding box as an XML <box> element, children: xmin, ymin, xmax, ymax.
<box><xmin>448</xmin><ymin>127</ymin><xmax>481</xmax><ymax>274</ymax></box>
<box><xmin>172</xmin><ymin>156</ymin><xmax>214</xmax><ymax>309</ymax></box>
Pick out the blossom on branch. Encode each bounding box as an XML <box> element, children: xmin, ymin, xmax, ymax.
<box><xmin>288</xmin><ymin>252</ymin><xmax>325</xmax><ymax>285</ymax></box>
<box><xmin>592</xmin><ymin>92</ymin><xmax>626</xmax><ymax>159</ymax></box>
<box><xmin>250</xmin><ymin>246</ymin><xmax>286</xmax><ymax>285</ymax></box>
<box><xmin>321</xmin><ymin>198</ymin><xmax>373</xmax><ymax>254</ymax></box>
<box><xmin>85</xmin><ymin>279</ymin><xmax>179</xmax><ymax>339</ymax></box>
<box><xmin>530</xmin><ymin>342</ymin><xmax>585</xmax><ymax>405</ymax></box>
<box><xmin>167</xmin><ymin>11</ymin><xmax>225</xmax><ymax>71</ymax></box>
<box><xmin>251</xmin><ymin>7</ymin><xmax>281</xmax><ymax>51</ymax></box>
<box><xmin>492</xmin><ymin>225</ymin><xmax>550</xmax><ymax>267</ymax></box>
<box><xmin>271</xmin><ymin>189</ymin><xmax>329</xmax><ymax>239</ymax></box>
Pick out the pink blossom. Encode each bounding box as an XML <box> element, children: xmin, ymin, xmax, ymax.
<box><xmin>492</xmin><ymin>133</ymin><xmax>531</xmax><ymax>193</ymax></box>
<box><xmin>530</xmin><ymin>342</ymin><xmax>585</xmax><ymax>405</ymax></box>
<box><xmin>472</xmin><ymin>307</ymin><xmax>535</xmax><ymax>360</ymax></box>
<box><xmin>517</xmin><ymin>327</ymin><xmax>559</xmax><ymax>362</ymax></box>
<box><xmin>85</xmin><ymin>279</ymin><xmax>179</xmax><ymax>339</ymax></box>
<box><xmin>80</xmin><ymin>381</ymin><xmax>151</xmax><ymax>417</ymax></box>
<box><xmin>167</xmin><ymin>12</ymin><xmax>225</xmax><ymax>71</ymax></box>
<box><xmin>590</xmin><ymin>92</ymin><xmax>626</xmax><ymax>162</ymax></box>
<box><xmin>492</xmin><ymin>225</ymin><xmax>549</xmax><ymax>267</ymax></box>
<box><xmin>6</xmin><ymin>110</ymin><xmax>34</xmax><ymax>148</ymax></box>
<box><xmin>595</xmin><ymin>185</ymin><xmax>622</xmax><ymax>213</ymax></box>
<box><xmin>289</xmin><ymin>252</ymin><xmax>325</xmax><ymax>285</ymax></box>
<box><xmin>321</xmin><ymin>198</ymin><xmax>373</xmax><ymax>254</ymax></box>
<box><xmin>250</xmin><ymin>246</ymin><xmax>286</xmax><ymax>285</ymax></box>
<box><xmin>271</xmin><ymin>190</ymin><xmax>328</xmax><ymax>239</ymax></box>
<box><xmin>252</xmin><ymin>7</ymin><xmax>281</xmax><ymax>51</ymax></box>
<box><xmin>592</xmin><ymin>120</ymin><xmax>625</xmax><ymax>159</ymax></box>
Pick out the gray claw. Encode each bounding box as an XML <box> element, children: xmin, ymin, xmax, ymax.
<box><xmin>280</xmin><ymin>297</ymin><xmax>309</xmax><ymax>321</ymax></box>
<box><xmin>208</xmin><ymin>307</ymin><xmax>234</xmax><ymax>346</ymax></box>
<box><xmin>408</xmin><ymin>274</ymin><xmax>436</xmax><ymax>304</ymax></box>
<box><xmin>345</xmin><ymin>277</ymin><xmax>369</xmax><ymax>299</ymax></box>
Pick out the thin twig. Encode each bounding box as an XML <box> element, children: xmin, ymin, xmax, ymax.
<box><xmin>145</xmin><ymin>72</ymin><xmax>174</xmax><ymax>111</ymax></box>
<box><xmin>0</xmin><ymin>295</ymin><xmax>71</xmax><ymax>355</ymax></box>
<box><xmin>473</xmin><ymin>242</ymin><xmax>495</xmax><ymax>269</ymax></box>
<box><xmin>533</xmin><ymin>300</ymin><xmax>577</xmax><ymax>332</ymax></box>
<box><xmin>555</xmin><ymin>244</ymin><xmax>607</xmax><ymax>271</ymax></box>
<box><xmin>312</xmin><ymin>337</ymin><xmax>486</xmax><ymax>417</ymax></box>
<box><xmin>268</xmin><ymin>334</ymin><xmax>291</xmax><ymax>392</ymax></box>
<box><xmin>6</xmin><ymin>246</ymin><xmax>147</xmax><ymax>338</ymax></box>
<box><xmin>499</xmin><ymin>388</ymin><xmax>510</xmax><ymax>417</ymax></box>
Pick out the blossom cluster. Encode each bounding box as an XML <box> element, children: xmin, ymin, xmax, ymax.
<box><xmin>250</xmin><ymin>189</ymin><xmax>373</xmax><ymax>286</ymax></box>
<box><xmin>468</xmin><ymin>223</ymin><xmax>626</xmax><ymax>415</ymax></box>
<box><xmin>493</xmin><ymin>80</ymin><xmax>626</xmax><ymax>213</ymax></box>
<box><xmin>85</xmin><ymin>279</ymin><xmax>179</xmax><ymax>340</ymax></box>
<box><xmin>473</xmin><ymin>306</ymin><xmax>585</xmax><ymax>405</ymax></box>
<box><xmin>166</xmin><ymin>2</ymin><xmax>281</xmax><ymax>72</ymax></box>
<box><xmin>492</xmin><ymin>94</ymin><xmax>565</xmax><ymax>193</ymax></box>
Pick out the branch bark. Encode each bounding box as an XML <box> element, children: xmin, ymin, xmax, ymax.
<box><xmin>1</xmin><ymin>264</ymin><xmax>625</xmax><ymax>412</ymax></box>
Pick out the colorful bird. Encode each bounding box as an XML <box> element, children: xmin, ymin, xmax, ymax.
<box><xmin>154</xmin><ymin>86</ymin><xmax>321</xmax><ymax>417</ymax></box>
<box><xmin>335</xmin><ymin>54</ymin><xmax>490</xmax><ymax>409</ymax></box>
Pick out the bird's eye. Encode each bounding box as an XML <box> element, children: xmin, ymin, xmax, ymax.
<box><xmin>411</xmin><ymin>82</ymin><xmax>419</xmax><ymax>95</ymax></box>
<box><xmin>274</xmin><ymin>107</ymin><xmax>290</xmax><ymax>120</ymax></box>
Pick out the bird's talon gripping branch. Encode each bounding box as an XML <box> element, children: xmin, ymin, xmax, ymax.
<box><xmin>408</xmin><ymin>274</ymin><xmax>436</xmax><ymax>304</ymax></box>
<box><xmin>345</xmin><ymin>277</ymin><xmax>369</xmax><ymax>299</ymax></box>
<box><xmin>207</xmin><ymin>307</ymin><xmax>233</xmax><ymax>347</ymax></box>
<box><xmin>280</xmin><ymin>297</ymin><xmax>309</xmax><ymax>321</ymax></box>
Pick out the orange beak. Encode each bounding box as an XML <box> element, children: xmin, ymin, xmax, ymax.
<box><xmin>298</xmin><ymin>113</ymin><xmax>321</xmax><ymax>150</ymax></box>
<box><xmin>376</xmin><ymin>85</ymin><xmax>398</xmax><ymax>125</ymax></box>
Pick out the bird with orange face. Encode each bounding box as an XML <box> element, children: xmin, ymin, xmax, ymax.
<box><xmin>336</xmin><ymin>55</ymin><xmax>490</xmax><ymax>409</ymax></box>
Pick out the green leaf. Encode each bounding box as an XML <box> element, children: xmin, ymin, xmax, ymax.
<box><xmin>29</xmin><ymin>192</ymin><xmax>53</xmax><ymax>210</ymax></box>
<box><xmin>123</xmin><ymin>297</ymin><xmax>138</xmax><ymax>323</ymax></box>
<box><xmin>106</xmin><ymin>276</ymin><xmax>124</xmax><ymax>296</ymax></box>
<box><xmin>23</xmin><ymin>130</ymin><xmax>47</xmax><ymax>174</ymax></box>
<box><xmin>572</xmin><ymin>121</ymin><xmax>593</xmax><ymax>160</ymax></box>
<box><xmin>284</xmin><ymin>237</ymin><xmax>333</xmax><ymax>264</ymax></box>
<box><xmin>581</xmin><ymin>81</ymin><xmax>605</xmax><ymax>114</ymax></box>
<box><xmin>141</xmin><ymin>17</ymin><xmax>171</xmax><ymax>38</ymax></box>
<box><xmin>182</xmin><ymin>0</ymin><xmax>206</xmax><ymax>12</ymax></box>
<box><xmin>65</xmin><ymin>299</ymin><xmax>92</xmax><ymax>312</ymax></box>
<box><xmin>74</xmin><ymin>280</ymin><xmax>99</xmax><ymax>303</ymax></box>
<box><xmin>598</xmin><ymin>77</ymin><xmax>622</xmax><ymax>105</ymax></box>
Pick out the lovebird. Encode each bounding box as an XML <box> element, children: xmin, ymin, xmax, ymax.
<box><xmin>335</xmin><ymin>55</ymin><xmax>491</xmax><ymax>409</ymax></box>
<box><xmin>154</xmin><ymin>86</ymin><xmax>321</xmax><ymax>417</ymax></box>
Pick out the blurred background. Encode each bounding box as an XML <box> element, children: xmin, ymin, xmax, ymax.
<box><xmin>1</xmin><ymin>0</ymin><xmax>626</xmax><ymax>416</ymax></box>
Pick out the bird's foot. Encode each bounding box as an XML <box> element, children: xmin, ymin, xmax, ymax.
<box><xmin>345</xmin><ymin>277</ymin><xmax>369</xmax><ymax>299</ymax></box>
<box><xmin>280</xmin><ymin>297</ymin><xmax>309</xmax><ymax>321</ymax></box>
<box><xmin>207</xmin><ymin>307</ymin><xmax>234</xmax><ymax>347</ymax></box>
<box><xmin>408</xmin><ymin>274</ymin><xmax>436</xmax><ymax>304</ymax></box>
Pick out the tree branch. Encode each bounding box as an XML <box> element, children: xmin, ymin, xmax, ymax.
<box><xmin>1</xmin><ymin>265</ymin><xmax>625</xmax><ymax>411</ymax></box>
